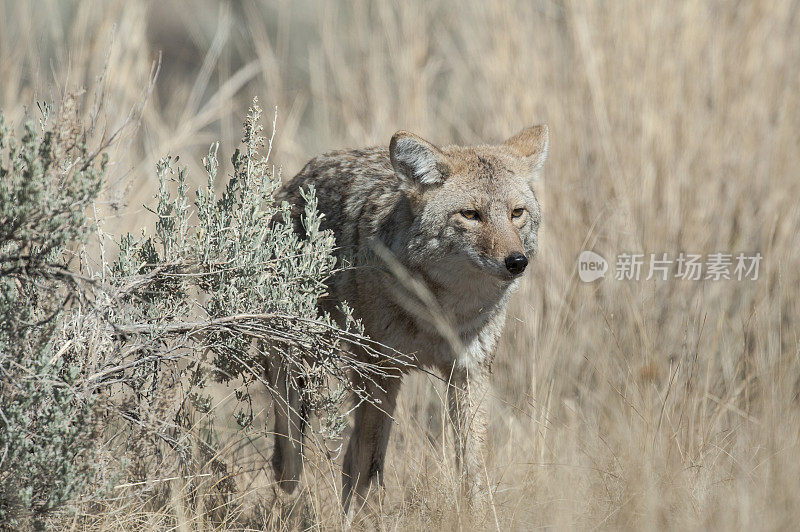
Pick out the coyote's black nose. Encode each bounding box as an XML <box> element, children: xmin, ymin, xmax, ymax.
<box><xmin>505</xmin><ymin>253</ymin><xmax>528</xmax><ymax>275</ymax></box>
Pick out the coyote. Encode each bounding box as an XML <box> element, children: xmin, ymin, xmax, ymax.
<box><xmin>270</xmin><ymin>125</ymin><xmax>549</xmax><ymax>513</ymax></box>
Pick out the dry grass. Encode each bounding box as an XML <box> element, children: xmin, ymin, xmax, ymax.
<box><xmin>3</xmin><ymin>0</ymin><xmax>800</xmax><ymax>529</ymax></box>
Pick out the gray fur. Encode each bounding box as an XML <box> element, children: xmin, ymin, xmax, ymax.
<box><xmin>270</xmin><ymin>125</ymin><xmax>549</xmax><ymax>514</ymax></box>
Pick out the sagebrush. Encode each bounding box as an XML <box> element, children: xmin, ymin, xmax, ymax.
<box><xmin>0</xmin><ymin>95</ymin><xmax>388</xmax><ymax>529</ymax></box>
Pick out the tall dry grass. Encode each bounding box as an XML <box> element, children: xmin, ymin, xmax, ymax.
<box><xmin>2</xmin><ymin>0</ymin><xmax>799</xmax><ymax>529</ymax></box>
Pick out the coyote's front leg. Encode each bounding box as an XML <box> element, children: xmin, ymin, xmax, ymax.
<box><xmin>341</xmin><ymin>376</ymin><xmax>402</xmax><ymax>517</ymax></box>
<box><xmin>445</xmin><ymin>364</ymin><xmax>490</xmax><ymax>507</ymax></box>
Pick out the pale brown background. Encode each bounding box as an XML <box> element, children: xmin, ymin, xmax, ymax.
<box><xmin>2</xmin><ymin>1</ymin><xmax>799</xmax><ymax>528</ymax></box>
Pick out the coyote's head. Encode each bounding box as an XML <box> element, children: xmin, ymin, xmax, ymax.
<box><xmin>390</xmin><ymin>125</ymin><xmax>548</xmax><ymax>284</ymax></box>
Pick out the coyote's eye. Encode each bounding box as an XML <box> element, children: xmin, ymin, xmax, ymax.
<box><xmin>511</xmin><ymin>207</ymin><xmax>525</xmax><ymax>219</ymax></box>
<box><xmin>461</xmin><ymin>209</ymin><xmax>480</xmax><ymax>220</ymax></box>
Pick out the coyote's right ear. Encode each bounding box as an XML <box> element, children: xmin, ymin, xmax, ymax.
<box><xmin>390</xmin><ymin>131</ymin><xmax>452</xmax><ymax>186</ymax></box>
<box><xmin>504</xmin><ymin>124</ymin><xmax>549</xmax><ymax>171</ymax></box>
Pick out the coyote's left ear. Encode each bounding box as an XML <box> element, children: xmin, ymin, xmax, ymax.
<box><xmin>504</xmin><ymin>124</ymin><xmax>549</xmax><ymax>172</ymax></box>
<box><xmin>390</xmin><ymin>131</ymin><xmax>452</xmax><ymax>186</ymax></box>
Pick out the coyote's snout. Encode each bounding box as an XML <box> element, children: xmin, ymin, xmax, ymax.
<box><xmin>505</xmin><ymin>252</ymin><xmax>529</xmax><ymax>275</ymax></box>
<box><xmin>270</xmin><ymin>124</ymin><xmax>549</xmax><ymax>514</ymax></box>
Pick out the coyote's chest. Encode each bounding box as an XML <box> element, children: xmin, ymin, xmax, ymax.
<box><xmin>352</xmin><ymin>271</ymin><xmax>516</xmax><ymax>371</ymax></box>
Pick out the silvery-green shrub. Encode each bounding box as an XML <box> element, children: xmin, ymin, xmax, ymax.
<box><xmin>0</xmin><ymin>97</ymin><xmax>392</xmax><ymax>528</ymax></box>
<box><xmin>0</xmin><ymin>98</ymin><xmax>106</xmax><ymax>529</ymax></box>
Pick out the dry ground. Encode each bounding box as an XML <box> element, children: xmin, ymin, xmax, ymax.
<box><xmin>2</xmin><ymin>0</ymin><xmax>800</xmax><ymax>529</ymax></box>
